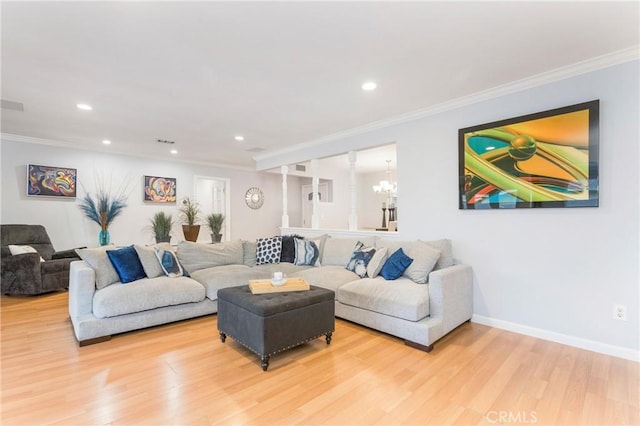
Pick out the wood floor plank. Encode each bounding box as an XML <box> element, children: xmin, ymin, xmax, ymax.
<box><xmin>2</xmin><ymin>292</ymin><xmax>638</xmax><ymax>425</ymax></box>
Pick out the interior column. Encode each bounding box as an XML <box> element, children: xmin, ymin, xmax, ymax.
<box><xmin>281</xmin><ymin>165</ymin><xmax>289</xmax><ymax>228</ymax></box>
<box><xmin>311</xmin><ymin>159</ymin><xmax>320</xmax><ymax>229</ymax></box>
<box><xmin>348</xmin><ymin>150</ymin><xmax>358</xmax><ymax>230</ymax></box>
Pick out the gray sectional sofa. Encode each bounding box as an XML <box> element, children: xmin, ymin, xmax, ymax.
<box><xmin>68</xmin><ymin>236</ymin><xmax>473</xmax><ymax>351</ymax></box>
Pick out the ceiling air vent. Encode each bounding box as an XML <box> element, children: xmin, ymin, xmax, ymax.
<box><xmin>295</xmin><ymin>164</ymin><xmax>306</xmax><ymax>172</ymax></box>
<box><xmin>246</xmin><ymin>147</ymin><xmax>266</xmax><ymax>153</ymax></box>
<box><xmin>156</xmin><ymin>139</ymin><xmax>175</xmax><ymax>145</ymax></box>
<box><xmin>1</xmin><ymin>99</ymin><xmax>24</xmax><ymax>112</ymax></box>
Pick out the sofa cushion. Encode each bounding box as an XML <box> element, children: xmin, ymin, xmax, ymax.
<box><xmin>379</xmin><ymin>248</ymin><xmax>413</xmax><ymax>280</ymax></box>
<box><xmin>92</xmin><ymin>276</ymin><xmax>205</xmax><ymax>318</ymax></box>
<box><xmin>293</xmin><ymin>238</ymin><xmax>320</xmax><ymax>266</ymax></box>
<box><xmin>256</xmin><ymin>236</ymin><xmax>282</xmax><ymax>265</ymax></box>
<box><xmin>376</xmin><ymin>240</ymin><xmax>410</xmax><ymax>256</ymax></box>
<box><xmin>190</xmin><ymin>264</ymin><xmax>261</xmax><ymax>300</ymax></box>
<box><xmin>177</xmin><ymin>240</ymin><xmax>243</xmax><ymax>272</ymax></box>
<box><xmin>337</xmin><ymin>277</ymin><xmax>430</xmax><ymax>321</ymax></box>
<box><xmin>292</xmin><ymin>265</ymin><xmax>360</xmax><ymax>293</ymax></box>
<box><xmin>75</xmin><ymin>245</ymin><xmax>119</xmax><ymax>290</ymax></box>
<box><xmin>307</xmin><ymin>234</ymin><xmax>329</xmax><ymax>262</ymax></box>
<box><xmin>321</xmin><ymin>237</ymin><xmax>376</xmax><ymax>266</ymax></box>
<box><xmin>242</xmin><ymin>240</ymin><xmax>257</xmax><ymax>266</ymax></box>
<box><xmin>106</xmin><ymin>245</ymin><xmax>147</xmax><ymax>284</ymax></box>
<box><xmin>252</xmin><ymin>263</ymin><xmax>314</xmax><ymax>277</ymax></box>
<box><xmin>345</xmin><ymin>241</ymin><xmax>376</xmax><ymax>278</ymax></box>
<box><xmin>367</xmin><ymin>247</ymin><xmax>388</xmax><ymax>278</ymax></box>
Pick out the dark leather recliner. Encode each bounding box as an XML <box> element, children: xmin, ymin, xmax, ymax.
<box><xmin>1</xmin><ymin>224</ymin><xmax>82</xmax><ymax>295</ymax></box>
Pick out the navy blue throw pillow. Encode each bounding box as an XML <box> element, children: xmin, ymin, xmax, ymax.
<box><xmin>106</xmin><ymin>245</ymin><xmax>147</xmax><ymax>284</ymax></box>
<box><xmin>379</xmin><ymin>248</ymin><xmax>413</xmax><ymax>280</ymax></box>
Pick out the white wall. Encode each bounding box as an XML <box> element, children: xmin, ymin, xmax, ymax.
<box><xmin>400</xmin><ymin>62</ymin><xmax>639</xmax><ymax>357</ymax></box>
<box><xmin>2</xmin><ymin>61</ymin><xmax>637</xmax><ymax>358</ymax></box>
<box><xmin>263</xmin><ymin>60</ymin><xmax>640</xmax><ymax>357</ymax></box>
<box><xmin>297</xmin><ymin>171</ymin><xmax>351</xmax><ymax>230</ymax></box>
<box><xmin>358</xmin><ymin>171</ymin><xmax>397</xmax><ymax>229</ymax></box>
<box><xmin>0</xmin><ymin>141</ymin><xmax>293</xmax><ymax>247</ymax></box>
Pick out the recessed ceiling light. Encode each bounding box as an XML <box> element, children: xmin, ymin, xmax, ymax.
<box><xmin>76</xmin><ymin>103</ymin><xmax>93</xmax><ymax>110</ymax></box>
<box><xmin>170</xmin><ymin>149</ymin><xmax>178</xmax><ymax>155</ymax></box>
<box><xmin>235</xmin><ymin>135</ymin><xmax>245</xmax><ymax>142</ymax></box>
<box><xmin>102</xmin><ymin>140</ymin><xmax>111</xmax><ymax>145</ymax></box>
<box><xmin>361</xmin><ymin>81</ymin><xmax>377</xmax><ymax>91</ymax></box>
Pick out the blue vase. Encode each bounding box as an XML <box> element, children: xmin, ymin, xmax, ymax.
<box><xmin>99</xmin><ymin>229</ymin><xmax>110</xmax><ymax>246</ymax></box>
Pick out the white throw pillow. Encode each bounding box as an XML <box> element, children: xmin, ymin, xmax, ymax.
<box><xmin>134</xmin><ymin>244</ymin><xmax>171</xmax><ymax>278</ymax></box>
<box><xmin>75</xmin><ymin>245</ymin><xmax>119</xmax><ymax>289</ymax></box>
<box><xmin>8</xmin><ymin>245</ymin><xmax>45</xmax><ymax>262</ymax></box>
<box><xmin>419</xmin><ymin>239</ymin><xmax>453</xmax><ymax>270</ymax></box>
<box><xmin>367</xmin><ymin>247</ymin><xmax>388</xmax><ymax>278</ymax></box>
<box><xmin>403</xmin><ymin>243</ymin><xmax>441</xmax><ymax>284</ymax></box>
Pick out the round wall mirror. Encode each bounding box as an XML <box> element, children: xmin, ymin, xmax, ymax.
<box><xmin>245</xmin><ymin>187</ymin><xmax>264</xmax><ymax>209</ymax></box>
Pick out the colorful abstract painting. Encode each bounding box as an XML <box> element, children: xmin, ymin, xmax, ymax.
<box><xmin>458</xmin><ymin>100</ymin><xmax>599</xmax><ymax>209</ymax></box>
<box><xmin>27</xmin><ymin>164</ymin><xmax>77</xmax><ymax>197</ymax></box>
<box><xmin>144</xmin><ymin>176</ymin><xmax>177</xmax><ymax>203</ymax></box>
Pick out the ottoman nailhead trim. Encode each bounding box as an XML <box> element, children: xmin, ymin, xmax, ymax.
<box><xmin>219</xmin><ymin>329</ymin><xmax>334</xmax><ymax>358</ymax></box>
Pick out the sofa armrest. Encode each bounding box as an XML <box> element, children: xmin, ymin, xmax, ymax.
<box><xmin>68</xmin><ymin>260</ymin><xmax>96</xmax><ymax>319</ymax></box>
<box><xmin>0</xmin><ymin>253</ymin><xmax>42</xmax><ymax>295</ymax></box>
<box><xmin>52</xmin><ymin>248</ymin><xmax>84</xmax><ymax>260</ymax></box>
<box><xmin>428</xmin><ymin>264</ymin><xmax>473</xmax><ymax>335</ymax></box>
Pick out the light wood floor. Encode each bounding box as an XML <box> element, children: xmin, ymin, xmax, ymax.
<box><xmin>1</xmin><ymin>292</ymin><xmax>638</xmax><ymax>426</ymax></box>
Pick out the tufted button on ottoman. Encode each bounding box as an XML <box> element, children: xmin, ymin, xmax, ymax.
<box><xmin>217</xmin><ymin>285</ymin><xmax>335</xmax><ymax>371</ymax></box>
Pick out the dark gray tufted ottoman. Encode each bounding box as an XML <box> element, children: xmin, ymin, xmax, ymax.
<box><xmin>217</xmin><ymin>285</ymin><xmax>335</xmax><ymax>371</ymax></box>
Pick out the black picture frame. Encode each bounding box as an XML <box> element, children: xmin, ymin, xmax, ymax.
<box><xmin>458</xmin><ymin>100</ymin><xmax>599</xmax><ymax>209</ymax></box>
<box><xmin>27</xmin><ymin>164</ymin><xmax>77</xmax><ymax>198</ymax></box>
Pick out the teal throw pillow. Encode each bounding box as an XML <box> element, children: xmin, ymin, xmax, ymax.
<box><xmin>379</xmin><ymin>248</ymin><xmax>413</xmax><ymax>280</ymax></box>
<box><xmin>106</xmin><ymin>245</ymin><xmax>147</xmax><ymax>284</ymax></box>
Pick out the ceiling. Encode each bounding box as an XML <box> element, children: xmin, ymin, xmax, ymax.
<box><xmin>2</xmin><ymin>2</ymin><xmax>638</xmax><ymax>171</ymax></box>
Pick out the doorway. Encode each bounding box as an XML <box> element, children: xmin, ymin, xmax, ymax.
<box><xmin>194</xmin><ymin>176</ymin><xmax>231</xmax><ymax>242</ymax></box>
<box><xmin>301</xmin><ymin>182</ymin><xmax>329</xmax><ymax>227</ymax></box>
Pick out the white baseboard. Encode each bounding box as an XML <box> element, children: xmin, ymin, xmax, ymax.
<box><xmin>471</xmin><ymin>314</ymin><xmax>639</xmax><ymax>362</ymax></box>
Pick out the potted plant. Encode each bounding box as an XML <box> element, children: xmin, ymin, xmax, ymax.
<box><xmin>78</xmin><ymin>188</ymin><xmax>128</xmax><ymax>246</ymax></box>
<box><xmin>150</xmin><ymin>211</ymin><xmax>173</xmax><ymax>244</ymax></box>
<box><xmin>206</xmin><ymin>213</ymin><xmax>225</xmax><ymax>243</ymax></box>
<box><xmin>179</xmin><ymin>197</ymin><xmax>201</xmax><ymax>242</ymax></box>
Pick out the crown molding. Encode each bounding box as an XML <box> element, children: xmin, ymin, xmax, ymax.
<box><xmin>254</xmin><ymin>46</ymin><xmax>639</xmax><ymax>164</ymax></box>
<box><xmin>0</xmin><ymin>133</ymin><xmax>257</xmax><ymax>172</ymax></box>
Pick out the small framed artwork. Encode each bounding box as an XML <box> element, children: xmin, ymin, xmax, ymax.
<box><xmin>144</xmin><ymin>176</ymin><xmax>177</xmax><ymax>203</ymax></box>
<box><xmin>458</xmin><ymin>100</ymin><xmax>599</xmax><ymax>209</ymax></box>
<box><xmin>27</xmin><ymin>164</ymin><xmax>77</xmax><ymax>197</ymax></box>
